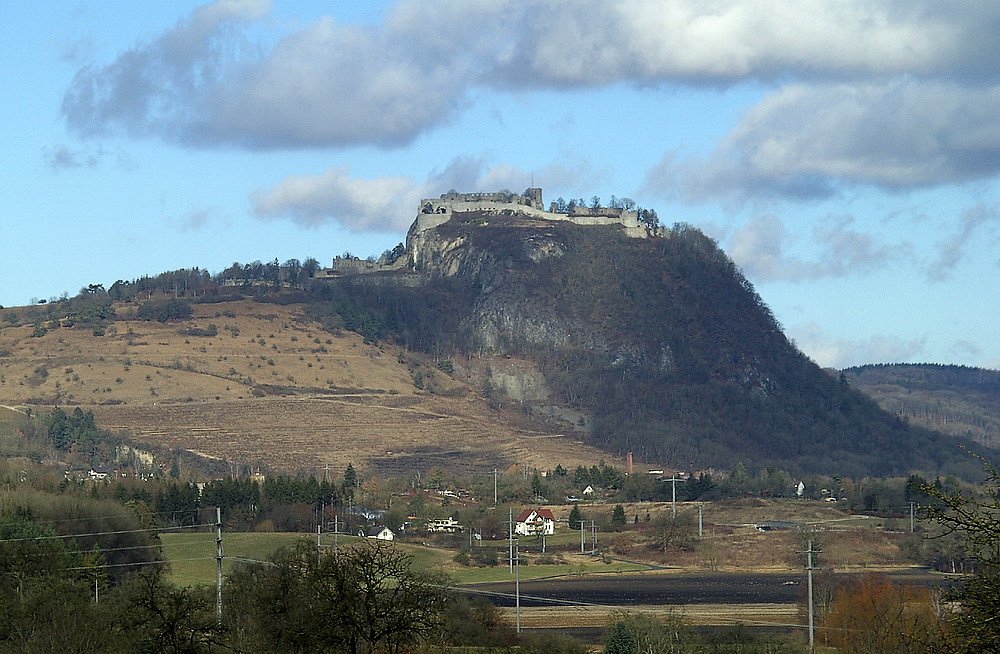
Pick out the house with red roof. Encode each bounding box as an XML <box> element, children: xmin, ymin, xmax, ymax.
<box><xmin>514</xmin><ymin>508</ymin><xmax>555</xmax><ymax>536</ymax></box>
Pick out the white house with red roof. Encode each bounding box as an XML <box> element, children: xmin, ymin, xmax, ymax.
<box><xmin>514</xmin><ymin>508</ymin><xmax>555</xmax><ymax>536</ymax></box>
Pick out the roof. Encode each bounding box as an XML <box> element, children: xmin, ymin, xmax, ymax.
<box><xmin>516</xmin><ymin>508</ymin><xmax>555</xmax><ymax>522</ymax></box>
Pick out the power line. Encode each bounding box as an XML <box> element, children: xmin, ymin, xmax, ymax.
<box><xmin>19</xmin><ymin>506</ymin><xmax>220</xmax><ymax>528</ymax></box>
<box><xmin>69</xmin><ymin>536</ymin><xmax>219</xmax><ymax>558</ymax></box>
<box><xmin>226</xmin><ymin>556</ymin><xmax>276</xmax><ymax>567</ymax></box>
<box><xmin>63</xmin><ymin>557</ymin><xmax>212</xmax><ymax>572</ymax></box>
<box><xmin>0</xmin><ymin>521</ymin><xmax>217</xmax><ymax>543</ymax></box>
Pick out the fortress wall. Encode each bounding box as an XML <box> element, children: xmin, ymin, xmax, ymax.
<box><xmin>415</xmin><ymin>208</ymin><xmax>453</xmax><ymax>232</ymax></box>
<box><xmin>417</xmin><ymin>199</ymin><xmax>643</xmax><ymax>234</ymax></box>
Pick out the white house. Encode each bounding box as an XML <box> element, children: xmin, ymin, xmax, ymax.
<box><xmin>88</xmin><ymin>467</ymin><xmax>111</xmax><ymax>480</ymax></box>
<box><xmin>360</xmin><ymin>526</ymin><xmax>395</xmax><ymax>541</ymax></box>
<box><xmin>514</xmin><ymin>508</ymin><xmax>555</xmax><ymax>536</ymax></box>
<box><xmin>427</xmin><ymin>518</ymin><xmax>462</xmax><ymax>533</ymax></box>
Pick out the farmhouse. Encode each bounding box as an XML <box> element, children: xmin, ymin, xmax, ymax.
<box><xmin>360</xmin><ymin>526</ymin><xmax>395</xmax><ymax>541</ymax></box>
<box><xmin>88</xmin><ymin>467</ymin><xmax>112</xmax><ymax>480</ymax></box>
<box><xmin>514</xmin><ymin>508</ymin><xmax>555</xmax><ymax>536</ymax></box>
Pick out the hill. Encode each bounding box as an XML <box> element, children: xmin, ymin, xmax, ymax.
<box><xmin>843</xmin><ymin>363</ymin><xmax>1000</xmax><ymax>448</ymax></box>
<box><xmin>0</xmin><ymin>299</ymin><xmax>610</xmax><ymax>475</ymax></box>
<box><xmin>294</xmin><ymin>191</ymin><xmax>987</xmax><ymax>478</ymax></box>
<box><xmin>0</xmin><ymin>189</ymin><xmax>988</xmax><ymax>479</ymax></box>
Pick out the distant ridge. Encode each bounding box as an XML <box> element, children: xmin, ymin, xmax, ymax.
<box><xmin>843</xmin><ymin>363</ymin><xmax>1000</xmax><ymax>449</ymax></box>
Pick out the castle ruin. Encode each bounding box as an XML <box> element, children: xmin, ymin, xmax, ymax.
<box><xmin>320</xmin><ymin>188</ymin><xmax>652</xmax><ymax>277</ymax></box>
<box><xmin>414</xmin><ymin>188</ymin><xmax>647</xmax><ymax>237</ymax></box>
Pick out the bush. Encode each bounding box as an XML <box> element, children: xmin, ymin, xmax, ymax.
<box><xmin>181</xmin><ymin>324</ymin><xmax>218</xmax><ymax>337</ymax></box>
<box><xmin>454</xmin><ymin>547</ymin><xmax>499</xmax><ymax>567</ymax></box>
<box><xmin>137</xmin><ymin>298</ymin><xmax>193</xmax><ymax>322</ymax></box>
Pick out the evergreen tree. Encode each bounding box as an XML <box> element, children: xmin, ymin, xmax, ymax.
<box><xmin>611</xmin><ymin>504</ymin><xmax>627</xmax><ymax>528</ymax></box>
<box><xmin>342</xmin><ymin>463</ymin><xmax>358</xmax><ymax>505</ymax></box>
<box><xmin>603</xmin><ymin>621</ymin><xmax>637</xmax><ymax>654</ymax></box>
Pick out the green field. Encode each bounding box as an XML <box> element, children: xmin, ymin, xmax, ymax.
<box><xmin>161</xmin><ymin>532</ymin><xmax>466</xmax><ymax>587</ymax></box>
<box><xmin>161</xmin><ymin>531</ymin><xmax>646</xmax><ymax>587</ymax></box>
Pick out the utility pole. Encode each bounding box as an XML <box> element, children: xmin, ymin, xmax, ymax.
<box><xmin>580</xmin><ymin>519</ymin><xmax>586</xmax><ymax>553</ymax></box>
<box><xmin>493</xmin><ymin>469</ymin><xmax>498</xmax><ymax>506</ymax></box>
<box><xmin>698</xmin><ymin>503</ymin><xmax>704</xmax><ymax>539</ymax></box>
<box><xmin>514</xmin><ymin>539</ymin><xmax>521</xmax><ymax>633</ymax></box>
<box><xmin>509</xmin><ymin>507</ymin><xmax>514</xmax><ymax>574</ymax></box>
<box><xmin>799</xmin><ymin>538</ymin><xmax>821</xmax><ymax>652</ymax></box>
<box><xmin>215</xmin><ymin>507</ymin><xmax>223</xmax><ymax>623</ymax></box>
<box><xmin>909</xmin><ymin>501</ymin><xmax>916</xmax><ymax>533</ymax></box>
<box><xmin>663</xmin><ymin>476</ymin><xmax>685</xmax><ymax>518</ymax></box>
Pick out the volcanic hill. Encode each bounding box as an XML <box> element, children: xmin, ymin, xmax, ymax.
<box><xmin>0</xmin><ymin>188</ymin><xmax>987</xmax><ymax>478</ymax></box>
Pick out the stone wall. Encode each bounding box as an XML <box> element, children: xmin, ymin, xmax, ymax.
<box><xmin>414</xmin><ymin>187</ymin><xmax>646</xmax><ymax>238</ymax></box>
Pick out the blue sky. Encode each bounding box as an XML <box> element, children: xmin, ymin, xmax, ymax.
<box><xmin>2</xmin><ymin>1</ymin><xmax>998</xmax><ymax>370</ymax></box>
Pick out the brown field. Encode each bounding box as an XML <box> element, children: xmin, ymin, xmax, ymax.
<box><xmin>89</xmin><ymin>394</ymin><xmax>608</xmax><ymax>476</ymax></box>
<box><xmin>504</xmin><ymin>603</ymin><xmax>799</xmax><ymax>629</ymax></box>
<box><xmin>0</xmin><ymin>300</ymin><xmax>610</xmax><ymax>474</ymax></box>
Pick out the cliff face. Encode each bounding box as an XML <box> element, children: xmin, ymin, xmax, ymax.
<box><xmin>328</xmin><ymin>210</ymin><xmax>982</xmax><ymax>477</ymax></box>
<box><xmin>407</xmin><ymin>213</ymin><xmax>786</xmax><ymax>389</ymax></box>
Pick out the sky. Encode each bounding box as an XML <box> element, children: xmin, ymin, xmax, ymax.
<box><xmin>2</xmin><ymin>0</ymin><xmax>998</xmax><ymax>370</ymax></box>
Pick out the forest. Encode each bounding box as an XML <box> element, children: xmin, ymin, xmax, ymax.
<box><xmin>844</xmin><ymin>364</ymin><xmax>1000</xmax><ymax>448</ymax></box>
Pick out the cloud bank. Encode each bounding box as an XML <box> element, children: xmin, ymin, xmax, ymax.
<box><xmin>727</xmin><ymin>213</ymin><xmax>906</xmax><ymax>282</ymax></box>
<box><xmin>63</xmin><ymin>0</ymin><xmax>1000</xmax><ymax>196</ymax></box>
<box><xmin>654</xmin><ymin>81</ymin><xmax>1000</xmax><ymax>202</ymax></box>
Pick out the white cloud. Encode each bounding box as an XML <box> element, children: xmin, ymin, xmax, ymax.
<box><xmin>652</xmin><ymin>80</ymin><xmax>1000</xmax><ymax>202</ymax></box>
<box><xmin>489</xmin><ymin>1</ymin><xmax>986</xmax><ymax>86</ymax></box>
<box><xmin>199</xmin><ymin>17</ymin><xmax>472</xmax><ymax>147</ymax></box>
<box><xmin>252</xmin><ymin>167</ymin><xmax>422</xmax><ymax>232</ymax></box>
<box><xmin>927</xmin><ymin>203</ymin><xmax>1000</xmax><ymax>281</ymax></box>
<box><xmin>949</xmin><ymin>339</ymin><xmax>982</xmax><ymax>362</ymax></box>
<box><xmin>62</xmin><ymin>0</ymin><xmax>1000</xmax><ymax>155</ymax></box>
<box><xmin>727</xmin><ymin>213</ymin><xmax>903</xmax><ymax>282</ymax></box>
<box><xmin>43</xmin><ymin>144</ymin><xmax>107</xmax><ymax>170</ymax></box>
<box><xmin>176</xmin><ymin>207</ymin><xmax>222</xmax><ymax>232</ymax></box>
<box><xmin>62</xmin><ymin>0</ymin><xmax>268</xmax><ymax>140</ymax></box>
<box><xmin>42</xmin><ymin>143</ymin><xmax>135</xmax><ymax>171</ymax></box>
<box><xmin>789</xmin><ymin>322</ymin><xmax>926</xmax><ymax>369</ymax></box>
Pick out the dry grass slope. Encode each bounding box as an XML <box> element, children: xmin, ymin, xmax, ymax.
<box><xmin>0</xmin><ymin>301</ymin><xmax>609</xmax><ymax>474</ymax></box>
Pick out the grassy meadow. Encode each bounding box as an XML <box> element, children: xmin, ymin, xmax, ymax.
<box><xmin>161</xmin><ymin>530</ymin><xmax>646</xmax><ymax>587</ymax></box>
